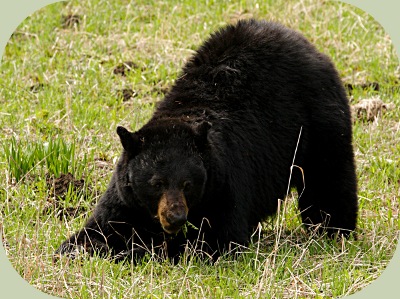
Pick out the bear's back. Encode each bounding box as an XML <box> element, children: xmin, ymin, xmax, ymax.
<box><xmin>156</xmin><ymin>19</ymin><xmax>343</xmax><ymax>116</ymax></box>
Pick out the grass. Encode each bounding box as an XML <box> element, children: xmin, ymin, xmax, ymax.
<box><xmin>0</xmin><ymin>0</ymin><xmax>399</xmax><ymax>298</ymax></box>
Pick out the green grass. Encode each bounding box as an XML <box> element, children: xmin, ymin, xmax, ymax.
<box><xmin>1</xmin><ymin>0</ymin><xmax>399</xmax><ymax>298</ymax></box>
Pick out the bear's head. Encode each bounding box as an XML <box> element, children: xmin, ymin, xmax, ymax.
<box><xmin>115</xmin><ymin>121</ymin><xmax>211</xmax><ymax>234</ymax></box>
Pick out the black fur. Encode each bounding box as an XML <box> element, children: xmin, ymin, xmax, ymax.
<box><xmin>56</xmin><ymin>19</ymin><xmax>358</xmax><ymax>262</ymax></box>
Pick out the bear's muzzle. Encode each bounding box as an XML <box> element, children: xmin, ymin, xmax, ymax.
<box><xmin>157</xmin><ymin>191</ymin><xmax>188</xmax><ymax>234</ymax></box>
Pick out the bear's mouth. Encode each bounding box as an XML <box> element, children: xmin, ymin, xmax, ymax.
<box><xmin>161</xmin><ymin>223</ymin><xmax>183</xmax><ymax>235</ymax></box>
<box><xmin>153</xmin><ymin>215</ymin><xmax>184</xmax><ymax>234</ymax></box>
<box><xmin>158</xmin><ymin>212</ymin><xmax>188</xmax><ymax>235</ymax></box>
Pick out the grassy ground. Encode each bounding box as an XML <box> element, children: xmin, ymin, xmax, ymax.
<box><xmin>1</xmin><ymin>0</ymin><xmax>399</xmax><ymax>298</ymax></box>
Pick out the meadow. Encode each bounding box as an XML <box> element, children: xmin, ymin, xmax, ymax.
<box><xmin>0</xmin><ymin>0</ymin><xmax>399</xmax><ymax>298</ymax></box>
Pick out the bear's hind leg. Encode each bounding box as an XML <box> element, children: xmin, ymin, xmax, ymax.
<box><xmin>297</xmin><ymin>131</ymin><xmax>358</xmax><ymax>237</ymax></box>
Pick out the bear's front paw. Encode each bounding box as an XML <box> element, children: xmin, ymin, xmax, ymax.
<box><xmin>54</xmin><ymin>238</ymin><xmax>110</xmax><ymax>261</ymax></box>
<box><xmin>53</xmin><ymin>242</ymin><xmax>88</xmax><ymax>261</ymax></box>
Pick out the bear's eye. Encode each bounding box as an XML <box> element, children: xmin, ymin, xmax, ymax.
<box><xmin>153</xmin><ymin>181</ymin><xmax>164</xmax><ymax>190</ymax></box>
<box><xmin>149</xmin><ymin>175</ymin><xmax>165</xmax><ymax>191</ymax></box>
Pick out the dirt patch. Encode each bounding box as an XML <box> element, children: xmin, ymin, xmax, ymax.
<box><xmin>44</xmin><ymin>173</ymin><xmax>91</xmax><ymax>219</ymax></box>
<box><xmin>46</xmin><ymin>172</ymin><xmax>84</xmax><ymax>198</ymax></box>
<box><xmin>345</xmin><ymin>82</ymin><xmax>380</xmax><ymax>93</ymax></box>
<box><xmin>117</xmin><ymin>88</ymin><xmax>138</xmax><ymax>101</ymax></box>
<box><xmin>351</xmin><ymin>97</ymin><xmax>395</xmax><ymax>122</ymax></box>
<box><xmin>113</xmin><ymin>61</ymin><xmax>139</xmax><ymax>76</ymax></box>
<box><xmin>62</xmin><ymin>14</ymin><xmax>81</xmax><ymax>29</ymax></box>
<box><xmin>30</xmin><ymin>83</ymin><xmax>46</xmax><ymax>93</ymax></box>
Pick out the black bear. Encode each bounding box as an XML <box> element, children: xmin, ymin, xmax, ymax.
<box><xmin>56</xmin><ymin>19</ymin><xmax>358</xmax><ymax>262</ymax></box>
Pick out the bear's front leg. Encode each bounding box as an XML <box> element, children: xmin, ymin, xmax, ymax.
<box><xmin>55</xmin><ymin>216</ymin><xmax>153</xmax><ymax>262</ymax></box>
<box><xmin>55</xmin><ymin>215</ymin><xmax>124</xmax><ymax>259</ymax></box>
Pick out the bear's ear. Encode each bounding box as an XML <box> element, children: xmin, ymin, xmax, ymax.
<box><xmin>116</xmin><ymin>126</ymin><xmax>142</xmax><ymax>155</ymax></box>
<box><xmin>193</xmin><ymin>121</ymin><xmax>212</xmax><ymax>152</ymax></box>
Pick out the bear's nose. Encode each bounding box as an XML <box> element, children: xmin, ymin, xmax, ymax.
<box><xmin>166</xmin><ymin>212</ymin><xmax>187</xmax><ymax>227</ymax></box>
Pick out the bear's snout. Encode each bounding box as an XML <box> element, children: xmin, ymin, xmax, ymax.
<box><xmin>165</xmin><ymin>209</ymin><xmax>187</xmax><ymax>227</ymax></box>
<box><xmin>157</xmin><ymin>191</ymin><xmax>189</xmax><ymax>234</ymax></box>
